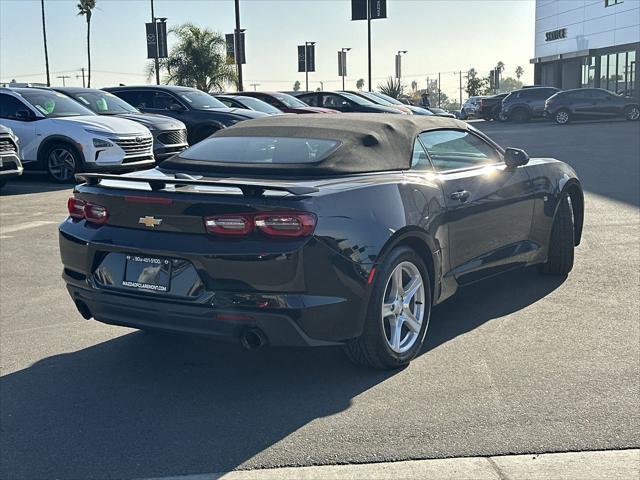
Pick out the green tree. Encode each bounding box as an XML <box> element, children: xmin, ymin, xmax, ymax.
<box><xmin>356</xmin><ymin>78</ymin><xmax>365</xmax><ymax>90</ymax></box>
<box><xmin>377</xmin><ymin>76</ymin><xmax>405</xmax><ymax>98</ymax></box>
<box><xmin>515</xmin><ymin>66</ymin><xmax>524</xmax><ymax>80</ymax></box>
<box><xmin>155</xmin><ymin>23</ymin><xmax>237</xmax><ymax>92</ymax></box>
<box><xmin>466</xmin><ymin>75</ymin><xmax>490</xmax><ymax>96</ymax></box>
<box><xmin>498</xmin><ymin>77</ymin><xmax>523</xmax><ymax>93</ymax></box>
<box><xmin>293</xmin><ymin>80</ymin><xmax>301</xmax><ymax>91</ymax></box>
<box><xmin>76</xmin><ymin>0</ymin><xmax>96</xmax><ymax>87</ymax></box>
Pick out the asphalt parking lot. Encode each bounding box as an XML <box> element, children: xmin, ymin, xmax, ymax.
<box><xmin>1</xmin><ymin>119</ymin><xmax>639</xmax><ymax>479</ymax></box>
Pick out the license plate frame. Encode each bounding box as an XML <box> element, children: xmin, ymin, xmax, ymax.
<box><xmin>122</xmin><ymin>254</ymin><xmax>172</xmax><ymax>292</ymax></box>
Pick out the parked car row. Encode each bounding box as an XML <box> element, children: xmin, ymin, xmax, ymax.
<box><xmin>0</xmin><ymin>84</ymin><xmax>455</xmax><ymax>186</ymax></box>
<box><xmin>477</xmin><ymin>86</ymin><xmax>639</xmax><ymax>125</ymax></box>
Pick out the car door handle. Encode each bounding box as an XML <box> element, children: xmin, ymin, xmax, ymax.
<box><xmin>450</xmin><ymin>190</ymin><xmax>471</xmax><ymax>202</ymax></box>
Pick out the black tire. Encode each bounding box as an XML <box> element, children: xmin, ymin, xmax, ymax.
<box><xmin>540</xmin><ymin>193</ymin><xmax>574</xmax><ymax>275</ymax></box>
<box><xmin>43</xmin><ymin>141</ymin><xmax>83</xmax><ymax>183</ymax></box>
<box><xmin>344</xmin><ymin>246</ymin><xmax>432</xmax><ymax>369</ymax></box>
<box><xmin>511</xmin><ymin>108</ymin><xmax>530</xmax><ymax>123</ymax></box>
<box><xmin>554</xmin><ymin>108</ymin><xmax>571</xmax><ymax>125</ymax></box>
<box><xmin>491</xmin><ymin>108</ymin><xmax>501</xmax><ymax>121</ymax></box>
<box><xmin>624</xmin><ymin>105</ymin><xmax>639</xmax><ymax>121</ymax></box>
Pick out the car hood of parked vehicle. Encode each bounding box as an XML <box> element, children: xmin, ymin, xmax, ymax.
<box><xmin>108</xmin><ymin>112</ymin><xmax>185</xmax><ymax>131</ymax></box>
<box><xmin>49</xmin><ymin>115</ymin><xmax>151</xmax><ymax>135</ymax></box>
<box><xmin>289</xmin><ymin>106</ymin><xmax>340</xmax><ymax>114</ymax></box>
<box><xmin>206</xmin><ymin>107</ymin><xmax>269</xmax><ymax>119</ymax></box>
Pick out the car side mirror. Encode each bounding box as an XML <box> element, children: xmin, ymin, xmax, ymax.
<box><xmin>504</xmin><ymin>147</ymin><xmax>529</xmax><ymax>167</ymax></box>
<box><xmin>169</xmin><ymin>103</ymin><xmax>185</xmax><ymax>112</ymax></box>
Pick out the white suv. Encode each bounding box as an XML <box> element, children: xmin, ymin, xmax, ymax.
<box><xmin>0</xmin><ymin>87</ymin><xmax>155</xmax><ymax>182</ymax></box>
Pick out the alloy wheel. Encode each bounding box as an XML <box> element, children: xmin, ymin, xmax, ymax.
<box><xmin>48</xmin><ymin>148</ymin><xmax>77</xmax><ymax>182</ymax></box>
<box><xmin>381</xmin><ymin>261</ymin><xmax>425</xmax><ymax>354</ymax></box>
<box><xmin>628</xmin><ymin>107</ymin><xmax>639</xmax><ymax>121</ymax></box>
<box><xmin>556</xmin><ymin>111</ymin><xmax>569</xmax><ymax>124</ymax></box>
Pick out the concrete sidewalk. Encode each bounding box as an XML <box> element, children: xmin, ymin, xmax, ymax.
<box><xmin>146</xmin><ymin>449</ymin><xmax>639</xmax><ymax>479</ymax></box>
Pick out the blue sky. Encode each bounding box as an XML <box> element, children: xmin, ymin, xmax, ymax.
<box><xmin>0</xmin><ymin>0</ymin><xmax>535</xmax><ymax>99</ymax></box>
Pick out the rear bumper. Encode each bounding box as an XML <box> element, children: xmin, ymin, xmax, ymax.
<box><xmin>59</xmin><ymin>220</ymin><xmax>371</xmax><ymax>347</ymax></box>
<box><xmin>66</xmin><ymin>283</ymin><xmax>339</xmax><ymax>347</ymax></box>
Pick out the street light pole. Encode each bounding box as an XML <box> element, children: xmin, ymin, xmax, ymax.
<box><xmin>150</xmin><ymin>0</ymin><xmax>160</xmax><ymax>85</ymax></box>
<box><xmin>396</xmin><ymin>50</ymin><xmax>407</xmax><ymax>81</ymax></box>
<box><xmin>304</xmin><ymin>41</ymin><xmax>315</xmax><ymax>92</ymax></box>
<box><xmin>340</xmin><ymin>47</ymin><xmax>351</xmax><ymax>91</ymax></box>
<box><xmin>367</xmin><ymin>1</ymin><xmax>372</xmax><ymax>91</ymax></box>
<box><xmin>234</xmin><ymin>0</ymin><xmax>244</xmax><ymax>92</ymax></box>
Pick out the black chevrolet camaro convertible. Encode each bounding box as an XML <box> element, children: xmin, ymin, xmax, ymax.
<box><xmin>59</xmin><ymin>114</ymin><xmax>584</xmax><ymax>369</ymax></box>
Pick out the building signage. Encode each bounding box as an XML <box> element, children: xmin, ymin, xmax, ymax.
<box><xmin>298</xmin><ymin>44</ymin><xmax>315</xmax><ymax>73</ymax></box>
<box><xmin>351</xmin><ymin>0</ymin><xmax>387</xmax><ymax>21</ymax></box>
<box><xmin>545</xmin><ymin>28</ymin><xmax>567</xmax><ymax>42</ymax></box>
<box><xmin>145</xmin><ymin>22</ymin><xmax>168</xmax><ymax>59</ymax></box>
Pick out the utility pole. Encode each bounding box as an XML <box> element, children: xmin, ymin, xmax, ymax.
<box><xmin>57</xmin><ymin>75</ymin><xmax>71</xmax><ymax>86</ymax></box>
<box><xmin>455</xmin><ymin>70</ymin><xmax>463</xmax><ymax>108</ymax></box>
<box><xmin>234</xmin><ymin>0</ymin><xmax>244</xmax><ymax>92</ymax></box>
<box><xmin>249</xmin><ymin>83</ymin><xmax>260</xmax><ymax>91</ymax></box>
<box><xmin>76</xmin><ymin>68</ymin><xmax>86</xmax><ymax>87</ymax></box>
<box><xmin>150</xmin><ymin>0</ymin><xmax>160</xmax><ymax>85</ymax></box>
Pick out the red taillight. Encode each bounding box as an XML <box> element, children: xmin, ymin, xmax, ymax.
<box><xmin>67</xmin><ymin>197</ymin><xmax>109</xmax><ymax>225</ymax></box>
<box><xmin>204</xmin><ymin>212</ymin><xmax>316</xmax><ymax>238</ymax></box>
<box><xmin>204</xmin><ymin>215</ymin><xmax>253</xmax><ymax>235</ymax></box>
<box><xmin>67</xmin><ymin>198</ymin><xmax>86</xmax><ymax>220</ymax></box>
<box><xmin>84</xmin><ymin>203</ymin><xmax>109</xmax><ymax>224</ymax></box>
<box><xmin>255</xmin><ymin>213</ymin><xmax>316</xmax><ymax>237</ymax></box>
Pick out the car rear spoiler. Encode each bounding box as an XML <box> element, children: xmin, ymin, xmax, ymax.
<box><xmin>75</xmin><ymin>173</ymin><xmax>319</xmax><ymax>196</ymax></box>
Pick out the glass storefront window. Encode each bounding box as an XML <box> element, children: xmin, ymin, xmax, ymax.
<box><xmin>582</xmin><ymin>56</ymin><xmax>595</xmax><ymax>88</ymax></box>
<box><xmin>626</xmin><ymin>51</ymin><xmax>636</xmax><ymax>98</ymax></box>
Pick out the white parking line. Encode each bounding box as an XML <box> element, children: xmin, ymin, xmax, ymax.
<box><xmin>0</xmin><ymin>220</ymin><xmax>57</xmax><ymax>239</ymax></box>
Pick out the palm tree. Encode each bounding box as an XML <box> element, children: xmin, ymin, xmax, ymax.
<box><xmin>40</xmin><ymin>0</ymin><xmax>50</xmax><ymax>86</ymax></box>
<box><xmin>515</xmin><ymin>66</ymin><xmax>524</xmax><ymax>80</ymax></box>
<box><xmin>356</xmin><ymin>78</ymin><xmax>365</xmax><ymax>90</ymax></box>
<box><xmin>77</xmin><ymin>0</ymin><xmax>96</xmax><ymax>87</ymax></box>
<box><xmin>377</xmin><ymin>77</ymin><xmax>405</xmax><ymax>99</ymax></box>
<box><xmin>411</xmin><ymin>80</ymin><xmax>418</xmax><ymax>92</ymax></box>
<box><xmin>496</xmin><ymin>61</ymin><xmax>505</xmax><ymax>74</ymax></box>
<box><xmin>155</xmin><ymin>23</ymin><xmax>236</xmax><ymax>91</ymax></box>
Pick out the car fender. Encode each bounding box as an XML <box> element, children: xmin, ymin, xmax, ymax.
<box><xmin>36</xmin><ymin>134</ymin><xmax>86</xmax><ymax>166</ymax></box>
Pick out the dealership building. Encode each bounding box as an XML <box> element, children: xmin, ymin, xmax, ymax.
<box><xmin>531</xmin><ymin>0</ymin><xmax>639</xmax><ymax>97</ymax></box>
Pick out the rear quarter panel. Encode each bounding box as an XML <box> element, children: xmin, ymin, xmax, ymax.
<box><xmin>524</xmin><ymin>158</ymin><xmax>583</xmax><ymax>260</ymax></box>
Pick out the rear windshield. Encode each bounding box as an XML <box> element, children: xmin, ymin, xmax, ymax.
<box><xmin>177</xmin><ymin>136</ymin><xmax>340</xmax><ymax>164</ymax></box>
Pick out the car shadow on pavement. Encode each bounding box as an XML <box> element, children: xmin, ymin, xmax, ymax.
<box><xmin>425</xmin><ymin>267</ymin><xmax>566</xmax><ymax>353</ymax></box>
<box><xmin>0</xmin><ymin>268</ymin><xmax>565</xmax><ymax>479</ymax></box>
<box><xmin>0</xmin><ymin>173</ymin><xmax>73</xmax><ymax>196</ymax></box>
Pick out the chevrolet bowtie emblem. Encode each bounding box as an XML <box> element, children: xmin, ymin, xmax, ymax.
<box><xmin>139</xmin><ymin>216</ymin><xmax>162</xmax><ymax>228</ymax></box>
